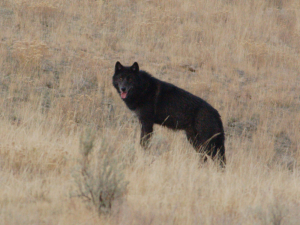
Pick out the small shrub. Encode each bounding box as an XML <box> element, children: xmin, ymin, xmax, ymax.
<box><xmin>73</xmin><ymin>128</ymin><xmax>128</xmax><ymax>214</ymax></box>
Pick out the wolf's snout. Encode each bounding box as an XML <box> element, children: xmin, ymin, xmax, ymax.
<box><xmin>120</xmin><ymin>87</ymin><xmax>128</xmax><ymax>99</ymax></box>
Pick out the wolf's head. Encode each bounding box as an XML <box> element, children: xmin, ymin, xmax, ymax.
<box><xmin>112</xmin><ymin>61</ymin><xmax>140</xmax><ymax>100</ymax></box>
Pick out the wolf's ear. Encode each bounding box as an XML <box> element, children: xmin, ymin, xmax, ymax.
<box><xmin>131</xmin><ymin>62</ymin><xmax>139</xmax><ymax>72</ymax></box>
<box><xmin>115</xmin><ymin>61</ymin><xmax>124</xmax><ymax>73</ymax></box>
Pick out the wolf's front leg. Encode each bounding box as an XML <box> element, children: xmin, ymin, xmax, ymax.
<box><xmin>140</xmin><ymin>121</ymin><xmax>153</xmax><ymax>149</ymax></box>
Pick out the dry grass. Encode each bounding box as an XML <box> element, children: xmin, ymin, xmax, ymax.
<box><xmin>0</xmin><ymin>0</ymin><xmax>300</xmax><ymax>224</ymax></box>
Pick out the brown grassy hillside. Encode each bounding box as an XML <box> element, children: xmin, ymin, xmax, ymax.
<box><xmin>0</xmin><ymin>0</ymin><xmax>300</xmax><ymax>224</ymax></box>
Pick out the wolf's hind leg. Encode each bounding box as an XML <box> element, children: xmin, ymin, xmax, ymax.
<box><xmin>185</xmin><ymin>129</ymin><xmax>226</xmax><ymax>166</ymax></box>
<box><xmin>185</xmin><ymin>129</ymin><xmax>207</xmax><ymax>160</ymax></box>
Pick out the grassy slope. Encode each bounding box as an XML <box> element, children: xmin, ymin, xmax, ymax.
<box><xmin>0</xmin><ymin>0</ymin><xmax>300</xmax><ymax>224</ymax></box>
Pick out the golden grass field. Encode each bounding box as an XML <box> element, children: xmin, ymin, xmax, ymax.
<box><xmin>1</xmin><ymin>0</ymin><xmax>300</xmax><ymax>224</ymax></box>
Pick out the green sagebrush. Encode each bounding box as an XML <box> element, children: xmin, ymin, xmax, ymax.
<box><xmin>73</xmin><ymin>128</ymin><xmax>128</xmax><ymax>214</ymax></box>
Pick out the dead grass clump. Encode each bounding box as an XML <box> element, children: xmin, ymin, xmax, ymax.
<box><xmin>227</xmin><ymin>116</ymin><xmax>259</xmax><ymax>139</ymax></box>
<box><xmin>0</xmin><ymin>145</ymin><xmax>67</xmax><ymax>175</ymax></box>
<box><xmin>14</xmin><ymin>0</ymin><xmax>63</xmax><ymax>28</ymax></box>
<box><xmin>12</xmin><ymin>40</ymin><xmax>49</xmax><ymax>70</ymax></box>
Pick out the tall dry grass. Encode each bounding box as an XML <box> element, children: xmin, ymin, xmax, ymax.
<box><xmin>0</xmin><ymin>0</ymin><xmax>300</xmax><ymax>224</ymax></box>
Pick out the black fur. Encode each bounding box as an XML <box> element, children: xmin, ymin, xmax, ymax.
<box><xmin>113</xmin><ymin>62</ymin><xmax>226</xmax><ymax>165</ymax></box>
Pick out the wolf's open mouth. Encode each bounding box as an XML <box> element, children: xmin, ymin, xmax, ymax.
<box><xmin>121</xmin><ymin>91</ymin><xmax>127</xmax><ymax>99</ymax></box>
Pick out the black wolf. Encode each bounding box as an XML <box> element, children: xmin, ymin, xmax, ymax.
<box><xmin>113</xmin><ymin>62</ymin><xmax>226</xmax><ymax>165</ymax></box>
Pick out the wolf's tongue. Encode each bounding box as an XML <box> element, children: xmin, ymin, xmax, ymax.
<box><xmin>121</xmin><ymin>92</ymin><xmax>127</xmax><ymax>99</ymax></box>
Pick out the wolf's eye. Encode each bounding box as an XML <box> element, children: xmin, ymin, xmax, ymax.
<box><xmin>119</xmin><ymin>78</ymin><xmax>123</xmax><ymax>81</ymax></box>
